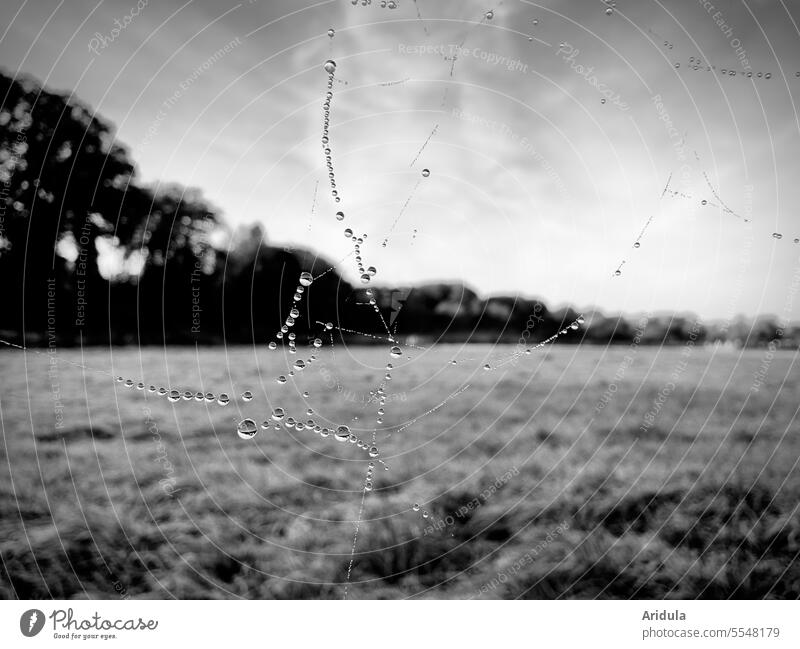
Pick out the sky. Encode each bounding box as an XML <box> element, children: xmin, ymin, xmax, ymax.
<box><xmin>2</xmin><ymin>0</ymin><xmax>800</xmax><ymax>320</ymax></box>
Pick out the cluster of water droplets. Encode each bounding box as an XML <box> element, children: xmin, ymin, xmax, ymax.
<box><xmin>350</xmin><ymin>0</ymin><xmax>399</xmax><ymax>8</ymax></box>
<box><xmin>116</xmin><ymin>375</ymin><xmax>233</xmax><ymax>407</ymax></box>
<box><xmin>268</xmin><ymin>271</ymin><xmax>314</xmax><ymax>353</ymax></box>
<box><xmin>322</xmin><ymin>60</ymin><xmax>340</xmax><ymax>204</ymax></box>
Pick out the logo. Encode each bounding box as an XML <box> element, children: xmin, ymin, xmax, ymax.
<box><xmin>20</xmin><ymin>609</ymin><xmax>45</xmax><ymax>637</ymax></box>
<box><xmin>389</xmin><ymin>288</ymin><xmax>413</xmax><ymax>325</ymax></box>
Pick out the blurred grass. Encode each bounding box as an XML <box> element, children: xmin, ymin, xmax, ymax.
<box><xmin>0</xmin><ymin>344</ymin><xmax>798</xmax><ymax>599</ymax></box>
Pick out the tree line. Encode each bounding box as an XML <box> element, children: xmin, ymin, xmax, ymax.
<box><xmin>0</xmin><ymin>70</ymin><xmax>794</xmax><ymax>349</ymax></box>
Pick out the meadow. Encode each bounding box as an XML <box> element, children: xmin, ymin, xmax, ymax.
<box><xmin>1</xmin><ymin>343</ymin><xmax>798</xmax><ymax>599</ymax></box>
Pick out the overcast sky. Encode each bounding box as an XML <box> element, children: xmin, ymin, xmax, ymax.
<box><xmin>2</xmin><ymin>0</ymin><xmax>800</xmax><ymax>319</ymax></box>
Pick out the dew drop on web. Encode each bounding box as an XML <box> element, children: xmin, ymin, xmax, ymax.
<box><xmin>237</xmin><ymin>418</ymin><xmax>258</xmax><ymax>440</ymax></box>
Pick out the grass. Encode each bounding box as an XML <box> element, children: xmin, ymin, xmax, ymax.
<box><xmin>0</xmin><ymin>343</ymin><xmax>798</xmax><ymax>599</ymax></box>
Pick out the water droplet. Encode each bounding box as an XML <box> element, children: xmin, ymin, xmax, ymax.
<box><xmin>389</xmin><ymin>345</ymin><xmax>402</xmax><ymax>358</ymax></box>
<box><xmin>532</xmin><ymin>18</ymin><xmax>538</xmax><ymax>25</ymax></box>
<box><xmin>268</xmin><ymin>341</ymin><xmax>277</xmax><ymax>350</ymax></box>
<box><xmin>237</xmin><ymin>418</ymin><xmax>258</xmax><ymax>439</ymax></box>
<box><xmin>773</xmin><ymin>232</ymin><xmax>783</xmax><ymax>239</ymax></box>
<box><xmin>168</xmin><ymin>389</ymin><xmax>181</xmax><ymax>402</ymax></box>
<box><xmin>299</xmin><ymin>271</ymin><xmax>314</xmax><ymax>287</ymax></box>
<box><xmin>365</xmin><ymin>481</ymin><xmax>373</xmax><ymax>491</ymax></box>
<box><xmin>183</xmin><ymin>391</ymin><xmax>193</xmax><ymax>401</ymax></box>
<box><xmin>485</xmin><ymin>10</ymin><xmax>493</xmax><ymax>19</ymax></box>
<box><xmin>277</xmin><ymin>375</ymin><xmax>287</xmax><ymax>384</ymax></box>
<box><xmin>335</xmin><ymin>425</ymin><xmax>351</xmax><ymax>441</ymax></box>
<box><xmin>344</xmin><ymin>228</ymin><xmax>353</xmax><ymax>238</ymax></box>
<box><xmin>124</xmin><ymin>379</ymin><xmax>134</xmax><ymax>388</ymax></box>
<box><xmin>422</xmin><ymin>510</ymin><xmax>429</xmax><ymax>518</ymax></box>
<box><xmin>272</xmin><ymin>408</ymin><xmax>285</xmax><ymax>421</ymax></box>
<box><xmin>600</xmin><ymin>98</ymin><xmax>606</xmax><ymax>104</ymax></box>
<box><xmin>325</xmin><ymin>322</ymin><xmax>333</xmax><ymax>330</ymax></box>
<box><xmin>367</xmin><ymin>266</ymin><xmax>377</xmax><ymax>276</ymax></box>
<box><xmin>483</xmin><ymin>364</ymin><xmax>491</xmax><ymax>371</ymax></box>
<box><xmin>241</xmin><ymin>391</ymin><xmax>253</xmax><ymax>402</ymax></box>
<box><xmin>421</xmin><ymin>168</ymin><xmax>430</xmax><ymax>177</ymax></box>
<box><xmin>605</xmin><ymin>7</ymin><xmax>613</xmax><ymax>14</ymax></box>
<box><xmin>577</xmin><ymin>316</ymin><xmax>585</xmax><ymax>324</ymax></box>
<box><xmin>633</xmin><ymin>242</ymin><xmax>640</xmax><ymax>248</ymax></box>
<box><xmin>218</xmin><ymin>394</ymin><xmax>230</xmax><ymax>406</ymax></box>
<box><xmin>136</xmin><ymin>382</ymin><xmax>145</xmax><ymax>390</ymax></box>
<box><xmin>324</xmin><ymin>59</ymin><xmax>337</xmax><ymax>74</ymax></box>
<box><xmin>327</xmin><ymin>28</ymin><xmax>335</xmax><ymax>38</ymax></box>
<box><xmin>614</xmin><ymin>269</ymin><xmax>622</xmax><ymax>276</ymax></box>
<box><xmin>412</xmin><ymin>503</ymin><xmax>420</xmax><ymax>511</ymax></box>
<box><xmin>369</xmin><ymin>446</ymin><xmax>379</xmax><ymax>458</ymax></box>
<box><xmin>360</xmin><ymin>273</ymin><xmax>371</xmax><ymax>284</ymax></box>
<box><xmin>701</xmin><ymin>199</ymin><xmax>708</xmax><ymax>206</ymax></box>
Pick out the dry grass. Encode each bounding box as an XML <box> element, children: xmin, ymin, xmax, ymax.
<box><xmin>1</xmin><ymin>344</ymin><xmax>798</xmax><ymax>599</ymax></box>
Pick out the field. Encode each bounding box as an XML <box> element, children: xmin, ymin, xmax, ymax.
<box><xmin>1</xmin><ymin>343</ymin><xmax>799</xmax><ymax>599</ymax></box>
